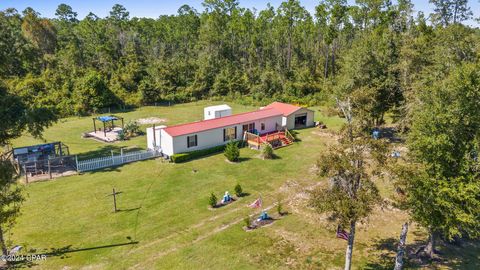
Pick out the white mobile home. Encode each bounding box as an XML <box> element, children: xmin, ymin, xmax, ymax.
<box><xmin>160</xmin><ymin>108</ymin><xmax>283</xmax><ymax>157</ymax></box>
<box><xmin>153</xmin><ymin>102</ymin><xmax>314</xmax><ymax>157</ymax></box>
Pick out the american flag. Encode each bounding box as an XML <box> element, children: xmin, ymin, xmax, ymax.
<box><xmin>249</xmin><ymin>197</ymin><xmax>262</xmax><ymax>208</ymax></box>
<box><xmin>336</xmin><ymin>226</ymin><xmax>349</xmax><ymax>241</ymax></box>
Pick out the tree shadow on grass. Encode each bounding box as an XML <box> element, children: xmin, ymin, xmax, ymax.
<box><xmin>271</xmin><ymin>154</ymin><xmax>282</xmax><ymax>160</ymax></box>
<box><xmin>117</xmin><ymin>207</ymin><xmax>142</xmax><ymax>212</ymax></box>
<box><xmin>378</xmin><ymin>127</ymin><xmax>404</xmax><ymax>144</ymax></box>
<box><xmin>436</xmin><ymin>239</ymin><xmax>480</xmax><ymax>269</ymax></box>
<box><xmin>8</xmin><ymin>240</ymin><xmax>138</xmax><ymax>269</ymax></box>
<box><xmin>237</xmin><ymin>157</ymin><xmax>251</xmax><ymax>162</ymax></box>
<box><xmin>44</xmin><ymin>240</ymin><xmax>139</xmax><ymax>258</ymax></box>
<box><xmin>9</xmin><ymin>259</ymin><xmax>38</xmax><ymax>269</ymax></box>
<box><xmin>362</xmin><ymin>237</ymin><xmax>397</xmax><ymax>270</ymax></box>
<box><xmin>364</xmin><ymin>236</ymin><xmax>480</xmax><ymax>270</ymax></box>
<box><xmin>237</xmin><ymin>192</ymin><xmax>251</xmax><ymax>197</ymax></box>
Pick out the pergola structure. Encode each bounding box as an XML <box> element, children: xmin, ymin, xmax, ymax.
<box><xmin>93</xmin><ymin>115</ymin><xmax>125</xmax><ymax>137</ymax></box>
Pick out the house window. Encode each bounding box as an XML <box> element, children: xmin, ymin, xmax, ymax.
<box><xmin>187</xmin><ymin>135</ymin><xmax>197</xmax><ymax>148</ymax></box>
<box><xmin>223</xmin><ymin>127</ymin><xmax>237</xmax><ymax>141</ymax></box>
<box><xmin>261</xmin><ymin>123</ymin><xmax>265</xmax><ymax>131</ymax></box>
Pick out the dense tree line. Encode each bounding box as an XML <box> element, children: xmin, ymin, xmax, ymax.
<box><xmin>0</xmin><ymin>0</ymin><xmax>477</xmax><ymax>120</ymax></box>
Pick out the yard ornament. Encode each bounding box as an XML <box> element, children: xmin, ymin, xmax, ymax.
<box><xmin>249</xmin><ymin>197</ymin><xmax>262</xmax><ymax>208</ymax></box>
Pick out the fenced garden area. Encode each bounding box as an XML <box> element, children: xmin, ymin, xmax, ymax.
<box><xmin>8</xmin><ymin>102</ymin><xmax>478</xmax><ymax>269</ymax></box>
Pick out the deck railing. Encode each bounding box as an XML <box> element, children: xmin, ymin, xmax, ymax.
<box><xmin>285</xmin><ymin>129</ymin><xmax>295</xmax><ymax>142</ymax></box>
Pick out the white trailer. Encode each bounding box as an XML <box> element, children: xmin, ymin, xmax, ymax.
<box><xmin>204</xmin><ymin>105</ymin><xmax>232</xmax><ymax>120</ymax></box>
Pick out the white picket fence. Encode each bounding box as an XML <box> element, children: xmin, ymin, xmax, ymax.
<box><xmin>76</xmin><ymin>149</ymin><xmax>162</xmax><ymax>172</ymax></box>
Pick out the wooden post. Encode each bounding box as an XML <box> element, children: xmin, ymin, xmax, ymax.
<box><xmin>108</xmin><ymin>188</ymin><xmax>122</xmax><ymax>213</ymax></box>
<box><xmin>152</xmin><ymin>124</ymin><xmax>156</xmax><ymax>149</ymax></box>
<box><xmin>121</xmin><ymin>148</ymin><xmax>124</xmax><ymax>163</ymax></box>
<box><xmin>48</xmin><ymin>159</ymin><xmax>52</xmax><ymax>179</ymax></box>
<box><xmin>24</xmin><ymin>164</ymin><xmax>28</xmax><ymax>184</ymax></box>
<box><xmin>93</xmin><ymin>118</ymin><xmax>96</xmax><ymax>133</ymax></box>
<box><xmin>103</xmin><ymin>121</ymin><xmax>106</xmax><ymax>137</ymax></box>
<box><xmin>75</xmin><ymin>155</ymin><xmax>79</xmax><ymax>172</ymax></box>
<box><xmin>113</xmin><ymin>188</ymin><xmax>117</xmax><ymax>212</ymax></box>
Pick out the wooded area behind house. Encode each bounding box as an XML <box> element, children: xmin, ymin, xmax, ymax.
<box><xmin>0</xmin><ymin>0</ymin><xmax>478</xmax><ymax>126</ymax></box>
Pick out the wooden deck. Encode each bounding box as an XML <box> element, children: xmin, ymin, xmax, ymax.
<box><xmin>245</xmin><ymin>130</ymin><xmax>294</xmax><ymax>149</ymax></box>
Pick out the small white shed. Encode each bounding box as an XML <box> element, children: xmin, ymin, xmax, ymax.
<box><xmin>204</xmin><ymin>105</ymin><xmax>232</xmax><ymax>120</ymax></box>
<box><xmin>146</xmin><ymin>125</ymin><xmax>166</xmax><ymax>150</ymax></box>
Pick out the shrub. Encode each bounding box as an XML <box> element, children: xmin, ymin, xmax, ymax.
<box><xmin>243</xmin><ymin>216</ymin><xmax>251</xmax><ymax>228</ymax></box>
<box><xmin>260</xmin><ymin>143</ymin><xmax>274</xmax><ymax>159</ymax></box>
<box><xmin>123</xmin><ymin>120</ymin><xmax>140</xmax><ymax>138</ymax></box>
<box><xmin>171</xmin><ymin>144</ymin><xmax>232</xmax><ymax>163</ymax></box>
<box><xmin>117</xmin><ymin>130</ymin><xmax>126</xmax><ymax>141</ymax></box>
<box><xmin>209</xmin><ymin>193</ymin><xmax>217</xmax><ymax>208</ymax></box>
<box><xmin>224</xmin><ymin>141</ymin><xmax>240</xmax><ymax>162</ymax></box>
<box><xmin>170</xmin><ymin>153</ymin><xmax>190</xmax><ymax>163</ymax></box>
<box><xmin>277</xmin><ymin>200</ymin><xmax>283</xmax><ymax>215</ymax></box>
<box><xmin>234</xmin><ymin>183</ymin><xmax>243</xmax><ymax>197</ymax></box>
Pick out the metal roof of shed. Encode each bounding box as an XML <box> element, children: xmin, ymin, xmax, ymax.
<box><xmin>204</xmin><ymin>104</ymin><xmax>232</xmax><ymax>111</ymax></box>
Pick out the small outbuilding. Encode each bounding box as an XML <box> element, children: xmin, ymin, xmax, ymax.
<box><xmin>204</xmin><ymin>105</ymin><xmax>232</xmax><ymax>120</ymax></box>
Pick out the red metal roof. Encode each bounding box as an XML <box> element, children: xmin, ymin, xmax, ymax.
<box><xmin>262</xmin><ymin>102</ymin><xmax>302</xmax><ymax>116</ymax></box>
<box><xmin>163</xmin><ymin>108</ymin><xmax>283</xmax><ymax>137</ymax></box>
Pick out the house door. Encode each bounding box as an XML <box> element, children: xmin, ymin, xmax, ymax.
<box><xmin>242</xmin><ymin>124</ymin><xmax>248</xmax><ymax>134</ymax></box>
<box><xmin>248</xmin><ymin>123</ymin><xmax>256</xmax><ymax>133</ymax></box>
<box><xmin>242</xmin><ymin>123</ymin><xmax>256</xmax><ymax>134</ymax></box>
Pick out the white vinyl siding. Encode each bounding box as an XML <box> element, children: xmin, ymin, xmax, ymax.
<box><xmin>164</xmin><ymin>115</ymin><xmax>282</xmax><ymax>155</ymax></box>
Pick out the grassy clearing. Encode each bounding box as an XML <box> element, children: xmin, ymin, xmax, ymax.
<box><xmin>12</xmin><ymin>101</ymin><xmax>258</xmax><ymax>159</ymax></box>
<box><xmin>8</xmin><ymin>102</ymin><xmax>478</xmax><ymax>269</ymax></box>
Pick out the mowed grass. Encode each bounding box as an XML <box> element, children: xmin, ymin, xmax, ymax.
<box><xmin>12</xmin><ymin>101</ymin><xmax>258</xmax><ymax>159</ymax></box>
<box><xmin>9</xmin><ymin>102</ymin><xmax>478</xmax><ymax>269</ymax></box>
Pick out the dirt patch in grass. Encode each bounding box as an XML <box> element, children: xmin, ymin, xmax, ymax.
<box><xmin>312</xmin><ymin>130</ymin><xmax>339</xmax><ymax>140</ymax></box>
<box><xmin>136</xmin><ymin>117</ymin><xmax>167</xmax><ymax>125</ymax></box>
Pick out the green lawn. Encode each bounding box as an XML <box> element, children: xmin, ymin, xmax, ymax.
<box><xmin>8</xmin><ymin>102</ymin><xmax>478</xmax><ymax>269</ymax></box>
<box><xmin>12</xmin><ymin>101</ymin><xmax>258</xmax><ymax>159</ymax></box>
